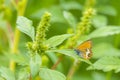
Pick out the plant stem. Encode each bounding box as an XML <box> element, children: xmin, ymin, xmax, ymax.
<box><xmin>66</xmin><ymin>60</ymin><xmax>80</xmax><ymax>80</ymax></box>
<box><xmin>10</xmin><ymin>29</ymin><xmax>20</xmax><ymax>71</ymax></box>
<box><xmin>106</xmin><ymin>71</ymin><xmax>112</xmax><ymax>80</ymax></box>
<box><xmin>51</xmin><ymin>55</ymin><xmax>63</xmax><ymax>70</ymax></box>
<box><xmin>9</xmin><ymin>0</ymin><xmax>28</xmax><ymax>71</ymax></box>
<box><xmin>7</xmin><ymin>22</ymin><xmax>14</xmax><ymax>47</ymax></box>
<box><xmin>85</xmin><ymin>0</ymin><xmax>96</xmax><ymax>8</ymax></box>
<box><xmin>29</xmin><ymin>74</ymin><xmax>32</xmax><ymax>80</ymax></box>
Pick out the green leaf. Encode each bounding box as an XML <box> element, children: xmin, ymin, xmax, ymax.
<box><xmin>88</xmin><ymin>26</ymin><xmax>120</xmax><ymax>39</ymax></box>
<box><xmin>31</xmin><ymin>6</ymin><xmax>66</xmax><ymax>23</ymax></box>
<box><xmin>92</xmin><ymin>43</ymin><xmax>120</xmax><ymax>59</ymax></box>
<box><xmin>97</xmin><ymin>5</ymin><xmax>117</xmax><ymax>16</ymax></box>
<box><xmin>0</xmin><ymin>67</ymin><xmax>15</xmax><ymax>80</ymax></box>
<box><xmin>44</xmin><ymin>34</ymin><xmax>73</xmax><ymax>48</ymax></box>
<box><xmin>16</xmin><ymin>16</ymin><xmax>35</xmax><ymax>41</ymax></box>
<box><xmin>92</xmin><ymin>72</ymin><xmax>106</xmax><ymax>80</ymax></box>
<box><xmin>30</xmin><ymin>53</ymin><xmax>41</xmax><ymax>78</ymax></box>
<box><xmin>46</xmin><ymin>49</ymin><xmax>92</xmax><ymax>65</ymax></box>
<box><xmin>87</xmin><ymin>56</ymin><xmax>120</xmax><ymax>73</ymax></box>
<box><xmin>92</xmin><ymin>15</ymin><xmax>107</xmax><ymax>28</ymax></box>
<box><xmin>63</xmin><ymin>11</ymin><xmax>76</xmax><ymax>28</ymax></box>
<box><xmin>16</xmin><ymin>67</ymin><xmax>29</xmax><ymax>80</ymax></box>
<box><xmin>61</xmin><ymin>1</ymin><xmax>82</xmax><ymax>10</ymax></box>
<box><xmin>39</xmin><ymin>68</ymin><xmax>66</xmax><ymax>80</ymax></box>
<box><xmin>4</xmin><ymin>52</ymin><xmax>29</xmax><ymax>66</ymax></box>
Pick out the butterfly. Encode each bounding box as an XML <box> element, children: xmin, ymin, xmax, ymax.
<box><xmin>74</xmin><ymin>40</ymin><xmax>92</xmax><ymax>59</ymax></box>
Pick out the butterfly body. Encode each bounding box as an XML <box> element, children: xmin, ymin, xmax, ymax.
<box><xmin>74</xmin><ymin>40</ymin><xmax>92</xmax><ymax>59</ymax></box>
<box><xmin>74</xmin><ymin>49</ymin><xmax>81</xmax><ymax>55</ymax></box>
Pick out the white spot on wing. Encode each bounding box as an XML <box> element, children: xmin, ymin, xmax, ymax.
<box><xmin>86</xmin><ymin>48</ymin><xmax>90</xmax><ymax>58</ymax></box>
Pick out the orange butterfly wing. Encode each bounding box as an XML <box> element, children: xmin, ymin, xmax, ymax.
<box><xmin>77</xmin><ymin>40</ymin><xmax>92</xmax><ymax>50</ymax></box>
<box><xmin>76</xmin><ymin>40</ymin><xmax>92</xmax><ymax>59</ymax></box>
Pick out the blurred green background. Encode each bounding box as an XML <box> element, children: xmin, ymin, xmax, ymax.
<box><xmin>0</xmin><ymin>0</ymin><xmax>120</xmax><ymax>80</ymax></box>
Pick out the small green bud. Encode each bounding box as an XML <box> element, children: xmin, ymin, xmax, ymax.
<box><xmin>65</xmin><ymin>8</ymin><xmax>95</xmax><ymax>48</ymax></box>
<box><xmin>34</xmin><ymin>12</ymin><xmax>51</xmax><ymax>55</ymax></box>
<box><xmin>26</xmin><ymin>42</ymin><xmax>32</xmax><ymax>50</ymax></box>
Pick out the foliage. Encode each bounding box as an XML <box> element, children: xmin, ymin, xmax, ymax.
<box><xmin>0</xmin><ymin>67</ymin><xmax>15</xmax><ymax>80</ymax></box>
<box><xmin>39</xmin><ymin>68</ymin><xmax>66</xmax><ymax>80</ymax></box>
<box><xmin>17</xmin><ymin>16</ymin><xmax>35</xmax><ymax>41</ymax></box>
<box><xmin>88</xmin><ymin>26</ymin><xmax>120</xmax><ymax>39</ymax></box>
<box><xmin>44</xmin><ymin>34</ymin><xmax>73</xmax><ymax>48</ymax></box>
<box><xmin>87</xmin><ymin>56</ymin><xmax>120</xmax><ymax>73</ymax></box>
